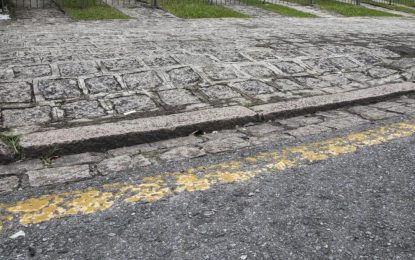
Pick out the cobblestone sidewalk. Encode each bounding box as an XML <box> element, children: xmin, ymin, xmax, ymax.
<box><xmin>1</xmin><ymin>7</ymin><xmax>414</xmax><ymax>136</ymax></box>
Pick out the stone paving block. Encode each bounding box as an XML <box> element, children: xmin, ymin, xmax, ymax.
<box><xmin>388</xmin><ymin>58</ymin><xmax>415</xmax><ymax>69</ymax></box>
<box><xmin>52</xmin><ymin>152</ymin><xmax>104</xmax><ymax>168</ymax></box>
<box><xmin>240</xmin><ymin>123</ymin><xmax>283</xmax><ymax>137</ymax></box>
<box><xmin>294</xmin><ymin>77</ymin><xmax>332</xmax><ymax>89</ymax></box>
<box><xmin>269</xmin><ymin>60</ymin><xmax>306</xmax><ymax>74</ymax></box>
<box><xmin>272</xmin><ymin>79</ymin><xmax>304</xmax><ymax>91</ymax></box>
<box><xmin>328</xmin><ymin>57</ymin><xmax>359</xmax><ymax>70</ymax></box>
<box><xmin>201</xmin><ymin>84</ymin><xmax>242</xmax><ymax>100</ymax></box>
<box><xmin>211</xmin><ymin>51</ymin><xmax>249</xmax><ymax>63</ymax></box>
<box><xmin>159</xmin><ymin>146</ymin><xmax>206</xmax><ymax>161</ymax></box>
<box><xmin>277</xmin><ymin>115</ymin><xmax>323</xmax><ymax>129</ymax></box>
<box><xmin>2</xmin><ymin>106</ymin><xmax>51</xmax><ymax>127</ymax></box>
<box><xmin>111</xmin><ymin>95</ymin><xmax>157</xmax><ymax>114</ymax></box>
<box><xmin>352</xmin><ymin>53</ymin><xmax>383</xmax><ymax>65</ymax></box>
<box><xmin>204</xmin><ymin>136</ymin><xmax>250</xmax><ymax>154</ymax></box>
<box><xmin>97</xmin><ymin>155</ymin><xmax>150</xmax><ymax>175</ymax></box>
<box><xmin>59</xmin><ymin>62</ymin><xmax>100</xmax><ymax>77</ymax></box>
<box><xmin>158</xmin><ymin>89</ymin><xmax>201</xmax><ymax>106</ymax></box>
<box><xmin>26</xmin><ymin>165</ymin><xmax>91</xmax><ymax>187</ymax></box>
<box><xmin>231</xmin><ymin>80</ymin><xmax>276</xmax><ymax>96</ymax></box>
<box><xmin>201</xmin><ymin>65</ymin><xmax>239</xmax><ymax>81</ymax></box>
<box><xmin>0</xmin><ymin>82</ymin><xmax>32</xmax><ymax>103</ymax></box>
<box><xmin>243</xmin><ymin>49</ymin><xmax>277</xmax><ymax>61</ymax></box>
<box><xmin>320</xmin><ymin>116</ymin><xmax>369</xmax><ymax>130</ymax></box>
<box><xmin>143</xmin><ymin>56</ymin><xmax>179</xmax><ymax>67</ymax></box>
<box><xmin>167</xmin><ymin>67</ymin><xmax>202</xmax><ymax>87</ymax></box>
<box><xmin>61</xmin><ymin>100</ymin><xmax>106</xmax><ymax>119</ymax></box>
<box><xmin>174</xmin><ymin>54</ymin><xmax>216</xmax><ymax>65</ymax></box>
<box><xmin>0</xmin><ymin>140</ymin><xmax>13</xmax><ymax>163</ymax></box>
<box><xmin>123</xmin><ymin>70</ymin><xmax>164</xmax><ymax>91</ymax></box>
<box><xmin>84</xmin><ymin>75</ymin><xmax>122</xmax><ymax>94</ymax></box>
<box><xmin>13</xmin><ymin>65</ymin><xmax>52</xmax><ymax>79</ymax></box>
<box><xmin>287</xmin><ymin>124</ymin><xmax>331</xmax><ymax>137</ymax></box>
<box><xmin>0</xmin><ymin>176</ymin><xmax>19</xmax><ymax>193</ymax></box>
<box><xmin>41</xmin><ymin>54</ymin><xmax>75</xmax><ymax>63</ymax></box>
<box><xmin>101</xmin><ymin>58</ymin><xmax>144</xmax><ymax>71</ymax></box>
<box><xmin>0</xmin><ymin>69</ymin><xmax>14</xmax><ymax>81</ymax></box>
<box><xmin>38</xmin><ymin>78</ymin><xmax>81</xmax><ymax>100</ymax></box>
<box><xmin>302</xmin><ymin>58</ymin><xmax>338</xmax><ymax>73</ymax></box>
<box><xmin>348</xmin><ymin>106</ymin><xmax>398</xmax><ymax>120</ymax></box>
<box><xmin>240</xmin><ymin>64</ymin><xmax>275</xmax><ymax>78</ymax></box>
<box><xmin>0</xmin><ymin>159</ymin><xmax>43</xmax><ymax>177</ymax></box>
<box><xmin>367</xmin><ymin>67</ymin><xmax>399</xmax><ymax>78</ymax></box>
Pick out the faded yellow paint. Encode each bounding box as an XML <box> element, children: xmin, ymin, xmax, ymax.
<box><xmin>123</xmin><ymin>176</ymin><xmax>171</xmax><ymax>203</ymax></box>
<box><xmin>175</xmin><ymin>174</ymin><xmax>210</xmax><ymax>192</ymax></box>
<box><xmin>1</xmin><ymin>120</ymin><xmax>414</xmax><ymax>230</ymax></box>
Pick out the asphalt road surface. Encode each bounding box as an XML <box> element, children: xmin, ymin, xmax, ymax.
<box><xmin>1</xmin><ymin>120</ymin><xmax>415</xmax><ymax>259</ymax></box>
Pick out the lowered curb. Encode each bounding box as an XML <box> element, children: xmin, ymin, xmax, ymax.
<box><xmin>19</xmin><ymin>82</ymin><xmax>415</xmax><ymax>158</ymax></box>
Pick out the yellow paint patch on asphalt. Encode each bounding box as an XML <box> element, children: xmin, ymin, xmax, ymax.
<box><xmin>1</xmin><ymin>121</ymin><xmax>414</xmax><ymax>231</ymax></box>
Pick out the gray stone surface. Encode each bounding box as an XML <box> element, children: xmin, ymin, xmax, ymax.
<box><xmin>26</xmin><ymin>165</ymin><xmax>91</xmax><ymax>187</ymax></box>
<box><xmin>84</xmin><ymin>76</ymin><xmax>122</xmax><ymax>94</ymax></box>
<box><xmin>123</xmin><ymin>71</ymin><xmax>164</xmax><ymax>91</ymax></box>
<box><xmin>52</xmin><ymin>152</ymin><xmax>104</xmax><ymax>168</ymax></box>
<box><xmin>158</xmin><ymin>89</ymin><xmax>201</xmax><ymax>107</ymax></box>
<box><xmin>111</xmin><ymin>95</ymin><xmax>157</xmax><ymax>114</ymax></box>
<box><xmin>97</xmin><ymin>154</ymin><xmax>150</xmax><ymax>175</ymax></box>
<box><xmin>12</xmin><ymin>65</ymin><xmax>51</xmax><ymax>79</ymax></box>
<box><xmin>2</xmin><ymin>106</ymin><xmax>51</xmax><ymax>127</ymax></box>
<box><xmin>0</xmin><ymin>176</ymin><xmax>19</xmax><ymax>193</ymax></box>
<box><xmin>0</xmin><ymin>82</ymin><xmax>32</xmax><ymax>104</ymax></box>
<box><xmin>38</xmin><ymin>79</ymin><xmax>81</xmax><ymax>100</ymax></box>
<box><xmin>59</xmin><ymin>62</ymin><xmax>100</xmax><ymax>77</ymax></box>
<box><xmin>204</xmin><ymin>136</ymin><xmax>250</xmax><ymax>154</ymax></box>
<box><xmin>20</xmin><ymin>106</ymin><xmax>256</xmax><ymax>154</ymax></box>
<box><xmin>61</xmin><ymin>100</ymin><xmax>106</xmax><ymax>119</ymax></box>
<box><xmin>0</xmin><ymin>140</ymin><xmax>13</xmax><ymax>163</ymax></box>
<box><xmin>1</xmin><ymin>13</ymin><xmax>415</xmax><ymax>136</ymax></box>
<box><xmin>159</xmin><ymin>146</ymin><xmax>206</xmax><ymax>161</ymax></box>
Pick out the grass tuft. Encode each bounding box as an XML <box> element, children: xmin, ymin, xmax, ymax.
<box><xmin>1</xmin><ymin>135</ymin><xmax>21</xmax><ymax>155</ymax></box>
<box><xmin>56</xmin><ymin>0</ymin><xmax>131</xmax><ymax>20</ymax></box>
<box><xmin>316</xmin><ymin>0</ymin><xmax>400</xmax><ymax>16</ymax></box>
<box><xmin>159</xmin><ymin>0</ymin><xmax>249</xmax><ymax>18</ymax></box>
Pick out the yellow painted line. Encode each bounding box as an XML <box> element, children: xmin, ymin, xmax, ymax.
<box><xmin>1</xmin><ymin>121</ymin><xmax>415</xmax><ymax>231</ymax></box>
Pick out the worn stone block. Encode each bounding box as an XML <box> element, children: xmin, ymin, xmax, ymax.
<box><xmin>52</xmin><ymin>152</ymin><xmax>104</xmax><ymax>168</ymax></box>
<box><xmin>59</xmin><ymin>62</ymin><xmax>100</xmax><ymax>77</ymax></box>
<box><xmin>204</xmin><ymin>136</ymin><xmax>250</xmax><ymax>154</ymax></box>
<box><xmin>287</xmin><ymin>124</ymin><xmax>331</xmax><ymax>137</ymax></box>
<box><xmin>167</xmin><ymin>67</ymin><xmax>201</xmax><ymax>87</ymax></box>
<box><xmin>202</xmin><ymin>65</ymin><xmax>239</xmax><ymax>81</ymax></box>
<box><xmin>101</xmin><ymin>58</ymin><xmax>143</xmax><ymax>71</ymax></box>
<box><xmin>241</xmin><ymin>123</ymin><xmax>283</xmax><ymax>137</ymax></box>
<box><xmin>84</xmin><ymin>75</ymin><xmax>122</xmax><ymax>94</ymax></box>
<box><xmin>111</xmin><ymin>95</ymin><xmax>157</xmax><ymax>114</ymax></box>
<box><xmin>97</xmin><ymin>155</ymin><xmax>150</xmax><ymax>175</ymax></box>
<box><xmin>0</xmin><ymin>176</ymin><xmax>19</xmax><ymax>193</ymax></box>
<box><xmin>159</xmin><ymin>146</ymin><xmax>206</xmax><ymax>161</ymax></box>
<box><xmin>123</xmin><ymin>71</ymin><xmax>164</xmax><ymax>91</ymax></box>
<box><xmin>38</xmin><ymin>78</ymin><xmax>81</xmax><ymax>100</ymax></box>
<box><xmin>232</xmin><ymin>80</ymin><xmax>275</xmax><ymax>95</ymax></box>
<box><xmin>0</xmin><ymin>82</ymin><xmax>32</xmax><ymax>103</ymax></box>
<box><xmin>61</xmin><ymin>100</ymin><xmax>106</xmax><ymax>119</ymax></box>
<box><xmin>270</xmin><ymin>60</ymin><xmax>306</xmax><ymax>74</ymax></box>
<box><xmin>2</xmin><ymin>106</ymin><xmax>51</xmax><ymax>127</ymax></box>
<box><xmin>158</xmin><ymin>89</ymin><xmax>201</xmax><ymax>106</ymax></box>
<box><xmin>240</xmin><ymin>64</ymin><xmax>275</xmax><ymax>78</ymax></box>
<box><xmin>201</xmin><ymin>84</ymin><xmax>242</xmax><ymax>100</ymax></box>
<box><xmin>26</xmin><ymin>165</ymin><xmax>91</xmax><ymax>187</ymax></box>
<box><xmin>13</xmin><ymin>65</ymin><xmax>52</xmax><ymax>79</ymax></box>
<box><xmin>348</xmin><ymin>106</ymin><xmax>398</xmax><ymax>120</ymax></box>
<box><xmin>0</xmin><ymin>140</ymin><xmax>13</xmax><ymax>163</ymax></box>
<box><xmin>143</xmin><ymin>56</ymin><xmax>179</xmax><ymax>67</ymax></box>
